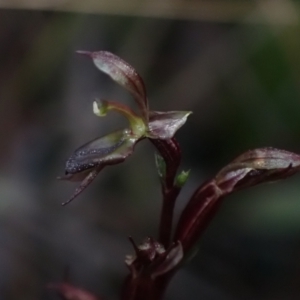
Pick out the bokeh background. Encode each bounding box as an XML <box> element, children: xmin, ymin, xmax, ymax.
<box><xmin>1</xmin><ymin>1</ymin><xmax>300</xmax><ymax>299</ymax></box>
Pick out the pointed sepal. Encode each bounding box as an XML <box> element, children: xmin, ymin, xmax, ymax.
<box><xmin>147</xmin><ymin>111</ymin><xmax>192</xmax><ymax>139</ymax></box>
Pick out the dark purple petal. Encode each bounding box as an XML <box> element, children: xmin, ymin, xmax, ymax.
<box><xmin>59</xmin><ymin>129</ymin><xmax>140</xmax><ymax>205</ymax></box>
<box><xmin>48</xmin><ymin>283</ymin><xmax>102</xmax><ymax>300</ymax></box>
<box><xmin>77</xmin><ymin>51</ymin><xmax>148</xmax><ymax>121</ymax></box>
<box><xmin>147</xmin><ymin>111</ymin><xmax>191</xmax><ymax>139</ymax></box>
<box><xmin>64</xmin><ymin>129</ymin><xmax>132</xmax><ymax>176</ymax></box>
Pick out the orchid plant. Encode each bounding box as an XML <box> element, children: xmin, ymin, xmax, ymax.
<box><xmin>50</xmin><ymin>51</ymin><xmax>300</xmax><ymax>300</ymax></box>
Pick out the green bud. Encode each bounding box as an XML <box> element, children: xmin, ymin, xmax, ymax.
<box><xmin>175</xmin><ymin>169</ymin><xmax>190</xmax><ymax>188</ymax></box>
<box><xmin>93</xmin><ymin>99</ymin><xmax>108</xmax><ymax>116</ymax></box>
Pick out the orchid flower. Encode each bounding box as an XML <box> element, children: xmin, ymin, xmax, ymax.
<box><xmin>54</xmin><ymin>51</ymin><xmax>300</xmax><ymax>300</ymax></box>
<box><xmin>60</xmin><ymin>51</ymin><xmax>191</xmax><ymax>205</ymax></box>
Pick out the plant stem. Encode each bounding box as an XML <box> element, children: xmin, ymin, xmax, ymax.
<box><xmin>149</xmin><ymin>138</ymin><xmax>181</xmax><ymax>248</ymax></box>
<box><xmin>121</xmin><ymin>139</ymin><xmax>182</xmax><ymax>300</ymax></box>
<box><xmin>158</xmin><ymin>185</ymin><xmax>180</xmax><ymax>247</ymax></box>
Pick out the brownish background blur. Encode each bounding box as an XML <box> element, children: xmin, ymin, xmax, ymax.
<box><xmin>1</xmin><ymin>1</ymin><xmax>300</xmax><ymax>299</ymax></box>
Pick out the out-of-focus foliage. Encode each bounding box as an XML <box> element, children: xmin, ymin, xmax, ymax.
<box><xmin>1</xmin><ymin>3</ymin><xmax>300</xmax><ymax>300</ymax></box>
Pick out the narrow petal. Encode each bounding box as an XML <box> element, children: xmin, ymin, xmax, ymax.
<box><xmin>77</xmin><ymin>51</ymin><xmax>148</xmax><ymax>121</ymax></box>
<box><xmin>147</xmin><ymin>111</ymin><xmax>192</xmax><ymax>139</ymax></box>
<box><xmin>61</xmin><ymin>168</ymin><xmax>102</xmax><ymax>206</ymax></box>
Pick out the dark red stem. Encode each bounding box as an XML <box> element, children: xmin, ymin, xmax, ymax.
<box><xmin>149</xmin><ymin>138</ymin><xmax>181</xmax><ymax>247</ymax></box>
<box><xmin>158</xmin><ymin>186</ymin><xmax>180</xmax><ymax>247</ymax></box>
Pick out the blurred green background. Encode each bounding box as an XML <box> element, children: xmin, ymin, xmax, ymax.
<box><xmin>1</xmin><ymin>1</ymin><xmax>300</xmax><ymax>299</ymax></box>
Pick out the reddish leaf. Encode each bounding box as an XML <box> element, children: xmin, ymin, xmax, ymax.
<box><xmin>175</xmin><ymin>147</ymin><xmax>300</xmax><ymax>253</ymax></box>
<box><xmin>215</xmin><ymin>147</ymin><xmax>300</xmax><ymax>191</ymax></box>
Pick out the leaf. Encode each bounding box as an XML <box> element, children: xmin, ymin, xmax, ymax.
<box><xmin>77</xmin><ymin>51</ymin><xmax>148</xmax><ymax>121</ymax></box>
<box><xmin>175</xmin><ymin>147</ymin><xmax>300</xmax><ymax>253</ymax></box>
<box><xmin>215</xmin><ymin>147</ymin><xmax>300</xmax><ymax>192</ymax></box>
<box><xmin>147</xmin><ymin>111</ymin><xmax>192</xmax><ymax>140</ymax></box>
